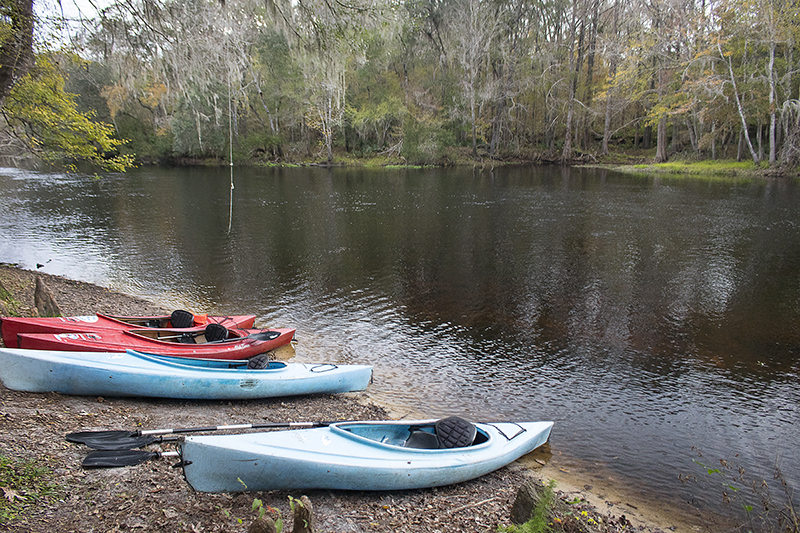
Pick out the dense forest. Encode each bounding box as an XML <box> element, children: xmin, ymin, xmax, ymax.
<box><xmin>2</xmin><ymin>0</ymin><xmax>800</xmax><ymax>168</ymax></box>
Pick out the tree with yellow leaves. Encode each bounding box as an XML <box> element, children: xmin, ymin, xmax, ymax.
<box><xmin>1</xmin><ymin>53</ymin><xmax>134</xmax><ymax>171</ymax></box>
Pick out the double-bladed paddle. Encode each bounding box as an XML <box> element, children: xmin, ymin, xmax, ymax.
<box><xmin>83</xmin><ymin>449</ymin><xmax>181</xmax><ymax>468</ymax></box>
<box><xmin>152</xmin><ymin>329</ymin><xmax>281</xmax><ymax>343</ymax></box>
<box><xmin>67</xmin><ymin>421</ymin><xmax>335</xmax><ymax>450</ymax></box>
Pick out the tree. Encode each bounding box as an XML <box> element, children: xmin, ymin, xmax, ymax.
<box><xmin>561</xmin><ymin>0</ymin><xmax>579</xmax><ymax>162</ymax></box>
<box><xmin>449</xmin><ymin>0</ymin><xmax>497</xmax><ymax>157</ymax></box>
<box><xmin>1</xmin><ymin>53</ymin><xmax>134</xmax><ymax>171</ymax></box>
<box><xmin>0</xmin><ymin>0</ymin><xmax>35</xmax><ymax>106</ymax></box>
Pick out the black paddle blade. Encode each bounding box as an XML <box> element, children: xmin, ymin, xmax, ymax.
<box><xmin>247</xmin><ymin>330</ymin><xmax>281</xmax><ymax>341</ymax></box>
<box><xmin>79</xmin><ymin>435</ymin><xmax>161</xmax><ymax>451</ymax></box>
<box><xmin>66</xmin><ymin>430</ymin><xmax>138</xmax><ymax>444</ymax></box>
<box><xmin>82</xmin><ymin>449</ymin><xmax>163</xmax><ymax>468</ymax></box>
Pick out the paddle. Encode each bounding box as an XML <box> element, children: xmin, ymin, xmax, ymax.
<box><xmin>151</xmin><ymin>329</ymin><xmax>281</xmax><ymax>343</ymax></box>
<box><xmin>83</xmin><ymin>449</ymin><xmax>180</xmax><ymax>468</ymax></box>
<box><xmin>236</xmin><ymin>330</ymin><xmax>282</xmax><ymax>342</ymax></box>
<box><xmin>78</xmin><ymin>434</ymin><xmax>180</xmax><ymax>451</ymax></box>
<box><xmin>67</xmin><ymin>421</ymin><xmax>334</xmax><ymax>450</ymax></box>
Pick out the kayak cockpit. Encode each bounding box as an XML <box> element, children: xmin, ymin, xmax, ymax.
<box><xmin>128</xmin><ymin>323</ymin><xmax>240</xmax><ymax>344</ymax></box>
<box><xmin>128</xmin><ymin>351</ymin><xmax>290</xmax><ymax>371</ymax></box>
<box><xmin>335</xmin><ymin>417</ymin><xmax>490</xmax><ymax>450</ymax></box>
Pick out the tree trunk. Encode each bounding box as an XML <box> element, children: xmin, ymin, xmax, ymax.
<box><xmin>561</xmin><ymin>0</ymin><xmax>579</xmax><ymax>163</ymax></box>
<box><xmin>602</xmin><ymin>0</ymin><xmax>623</xmax><ymax>155</ymax></box>
<box><xmin>655</xmin><ymin>116</ymin><xmax>668</xmax><ymax>162</ymax></box>
<box><xmin>719</xmin><ymin>41</ymin><xmax>759</xmax><ymax>164</ymax></box>
<box><xmin>711</xmin><ymin>122</ymin><xmax>716</xmax><ymax>159</ymax></box>
<box><xmin>582</xmin><ymin>0</ymin><xmax>599</xmax><ymax>151</ymax></box>
<box><xmin>0</xmin><ymin>0</ymin><xmax>35</xmax><ymax>107</ymax></box>
<box><xmin>768</xmin><ymin>41</ymin><xmax>777</xmax><ymax>164</ymax></box>
<box><xmin>472</xmin><ymin>101</ymin><xmax>477</xmax><ymax>157</ymax></box>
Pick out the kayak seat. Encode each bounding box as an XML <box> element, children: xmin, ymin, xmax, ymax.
<box><xmin>404</xmin><ymin>429</ymin><xmax>440</xmax><ymax>449</ymax></box>
<box><xmin>170</xmin><ymin>309</ymin><xmax>195</xmax><ymax>328</ymax></box>
<box><xmin>435</xmin><ymin>416</ymin><xmax>477</xmax><ymax>448</ymax></box>
<box><xmin>247</xmin><ymin>353</ymin><xmax>271</xmax><ymax>369</ymax></box>
<box><xmin>204</xmin><ymin>323</ymin><xmax>228</xmax><ymax>342</ymax></box>
<box><xmin>404</xmin><ymin>417</ymin><xmax>478</xmax><ymax>449</ymax></box>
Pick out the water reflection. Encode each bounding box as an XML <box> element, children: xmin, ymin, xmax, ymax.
<box><xmin>1</xmin><ymin>165</ymin><xmax>798</xmax><ymax>520</ymax></box>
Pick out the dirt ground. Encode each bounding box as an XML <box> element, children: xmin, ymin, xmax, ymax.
<box><xmin>0</xmin><ymin>265</ymin><xmax>717</xmax><ymax>533</ymax></box>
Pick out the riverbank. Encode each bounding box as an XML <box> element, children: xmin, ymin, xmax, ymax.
<box><xmin>0</xmin><ymin>265</ymin><xmax>722</xmax><ymax>532</ymax></box>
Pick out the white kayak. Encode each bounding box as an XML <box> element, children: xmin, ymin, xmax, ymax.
<box><xmin>180</xmin><ymin>418</ymin><xmax>553</xmax><ymax>492</ymax></box>
<box><xmin>0</xmin><ymin>347</ymin><xmax>373</xmax><ymax>399</ymax></box>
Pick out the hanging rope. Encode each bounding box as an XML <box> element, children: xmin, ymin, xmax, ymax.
<box><xmin>226</xmin><ymin>9</ymin><xmax>234</xmax><ymax>235</ymax></box>
<box><xmin>227</xmin><ymin>78</ymin><xmax>234</xmax><ymax>234</ymax></box>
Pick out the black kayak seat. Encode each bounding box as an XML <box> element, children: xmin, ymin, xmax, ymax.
<box><xmin>170</xmin><ymin>309</ymin><xmax>195</xmax><ymax>328</ymax></box>
<box><xmin>405</xmin><ymin>416</ymin><xmax>477</xmax><ymax>449</ymax></box>
<box><xmin>436</xmin><ymin>416</ymin><xmax>477</xmax><ymax>448</ymax></box>
<box><xmin>247</xmin><ymin>353</ymin><xmax>271</xmax><ymax>369</ymax></box>
<box><xmin>204</xmin><ymin>323</ymin><xmax>228</xmax><ymax>342</ymax></box>
<box><xmin>405</xmin><ymin>429</ymin><xmax>440</xmax><ymax>449</ymax></box>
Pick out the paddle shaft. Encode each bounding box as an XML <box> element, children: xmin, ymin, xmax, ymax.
<box><xmin>139</xmin><ymin>421</ymin><xmax>324</xmax><ymax>437</ymax></box>
<box><xmin>149</xmin><ymin>330</ymin><xmax>278</xmax><ymax>343</ymax></box>
<box><xmin>67</xmin><ymin>421</ymin><xmax>335</xmax><ymax>447</ymax></box>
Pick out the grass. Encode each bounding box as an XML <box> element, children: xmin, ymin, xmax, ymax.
<box><xmin>0</xmin><ymin>456</ymin><xmax>59</xmax><ymax>523</ymax></box>
<box><xmin>0</xmin><ymin>279</ymin><xmax>24</xmax><ymax>316</ymax></box>
<box><xmin>621</xmin><ymin>158</ymin><xmax>765</xmax><ymax>177</ymax></box>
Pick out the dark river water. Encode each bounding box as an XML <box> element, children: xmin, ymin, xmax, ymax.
<box><xmin>1</xmin><ymin>165</ymin><xmax>798</xmax><ymax>522</ymax></box>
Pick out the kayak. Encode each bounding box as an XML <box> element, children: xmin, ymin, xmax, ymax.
<box><xmin>0</xmin><ymin>347</ymin><xmax>372</xmax><ymax>399</ymax></box>
<box><xmin>0</xmin><ymin>310</ymin><xmax>256</xmax><ymax>348</ymax></box>
<box><xmin>16</xmin><ymin>326</ymin><xmax>295</xmax><ymax>359</ymax></box>
<box><xmin>179</xmin><ymin>418</ymin><xmax>553</xmax><ymax>492</ymax></box>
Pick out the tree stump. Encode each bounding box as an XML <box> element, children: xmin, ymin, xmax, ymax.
<box><xmin>34</xmin><ymin>276</ymin><xmax>61</xmax><ymax>317</ymax></box>
<box><xmin>511</xmin><ymin>478</ymin><xmax>551</xmax><ymax>524</ymax></box>
<box><xmin>512</xmin><ymin>479</ymin><xmax>580</xmax><ymax>523</ymax></box>
<box><xmin>292</xmin><ymin>495</ymin><xmax>313</xmax><ymax>533</ymax></box>
<box><xmin>248</xmin><ymin>517</ymin><xmax>277</xmax><ymax>533</ymax></box>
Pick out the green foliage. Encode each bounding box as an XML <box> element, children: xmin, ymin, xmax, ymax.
<box><xmin>48</xmin><ymin>0</ymin><xmax>800</xmax><ymax>167</ymax></box>
<box><xmin>237</xmin><ymin>131</ymin><xmax>284</xmax><ymax>162</ymax></box>
<box><xmin>3</xmin><ymin>54</ymin><xmax>134</xmax><ymax>172</ymax></box>
<box><xmin>169</xmin><ymin>97</ymin><xmax>229</xmax><ymax>160</ymax></box>
<box><xmin>250</xmin><ymin>496</ymin><xmax>285</xmax><ymax>533</ymax></box>
<box><xmin>401</xmin><ymin>116</ymin><xmax>455</xmax><ymax>165</ymax></box>
<box><xmin>0</xmin><ymin>456</ymin><xmax>59</xmax><ymax>522</ymax></box>
<box><xmin>498</xmin><ymin>480</ymin><xmax>557</xmax><ymax>533</ymax></box>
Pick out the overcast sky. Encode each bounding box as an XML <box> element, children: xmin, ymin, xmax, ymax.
<box><xmin>35</xmin><ymin>0</ymin><xmax>105</xmax><ymax>44</ymax></box>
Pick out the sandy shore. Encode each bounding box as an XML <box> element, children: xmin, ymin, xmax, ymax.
<box><xmin>0</xmin><ymin>264</ymin><xmax>724</xmax><ymax>532</ymax></box>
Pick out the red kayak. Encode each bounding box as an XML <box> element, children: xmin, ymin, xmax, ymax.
<box><xmin>16</xmin><ymin>326</ymin><xmax>295</xmax><ymax>360</ymax></box>
<box><xmin>1</xmin><ymin>310</ymin><xmax>256</xmax><ymax>348</ymax></box>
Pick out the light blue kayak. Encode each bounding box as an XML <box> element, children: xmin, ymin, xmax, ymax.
<box><xmin>180</xmin><ymin>418</ymin><xmax>553</xmax><ymax>492</ymax></box>
<box><xmin>0</xmin><ymin>347</ymin><xmax>372</xmax><ymax>399</ymax></box>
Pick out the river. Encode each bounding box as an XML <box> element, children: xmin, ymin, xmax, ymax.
<box><xmin>1</xmin><ymin>164</ymin><xmax>798</xmax><ymax>524</ymax></box>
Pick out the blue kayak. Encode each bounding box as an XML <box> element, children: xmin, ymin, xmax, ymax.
<box><xmin>0</xmin><ymin>348</ymin><xmax>372</xmax><ymax>399</ymax></box>
<box><xmin>180</xmin><ymin>418</ymin><xmax>553</xmax><ymax>492</ymax></box>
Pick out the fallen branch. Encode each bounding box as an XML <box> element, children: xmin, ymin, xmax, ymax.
<box><xmin>450</xmin><ymin>497</ymin><xmax>500</xmax><ymax>514</ymax></box>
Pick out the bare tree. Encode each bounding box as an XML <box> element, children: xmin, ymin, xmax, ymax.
<box><xmin>449</xmin><ymin>0</ymin><xmax>498</xmax><ymax>157</ymax></box>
